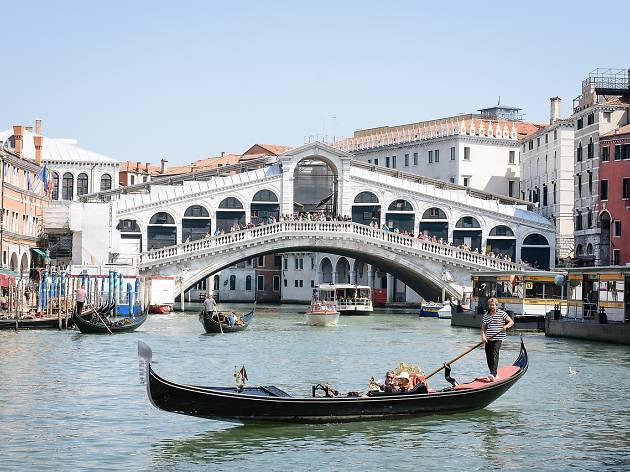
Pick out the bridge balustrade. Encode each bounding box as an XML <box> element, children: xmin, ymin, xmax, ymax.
<box><xmin>140</xmin><ymin>221</ymin><xmax>523</xmax><ymax>272</ymax></box>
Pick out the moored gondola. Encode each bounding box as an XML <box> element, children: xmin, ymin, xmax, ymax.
<box><xmin>73</xmin><ymin>304</ymin><xmax>147</xmax><ymax>334</ymax></box>
<box><xmin>138</xmin><ymin>339</ymin><xmax>528</xmax><ymax>423</ymax></box>
<box><xmin>199</xmin><ymin>306</ymin><xmax>255</xmax><ymax>334</ymax></box>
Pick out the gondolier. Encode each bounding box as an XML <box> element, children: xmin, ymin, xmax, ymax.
<box><xmin>75</xmin><ymin>284</ymin><xmax>87</xmax><ymax>316</ymax></box>
<box><xmin>203</xmin><ymin>295</ymin><xmax>217</xmax><ymax>314</ymax></box>
<box><xmin>481</xmin><ymin>297</ymin><xmax>514</xmax><ymax>382</ymax></box>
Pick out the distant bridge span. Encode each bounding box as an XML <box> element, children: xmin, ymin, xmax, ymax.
<box><xmin>139</xmin><ymin>221</ymin><xmax>523</xmax><ymax>300</ymax></box>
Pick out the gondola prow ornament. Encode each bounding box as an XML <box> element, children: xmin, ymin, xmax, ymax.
<box><xmin>234</xmin><ymin>365</ymin><xmax>248</xmax><ymax>392</ymax></box>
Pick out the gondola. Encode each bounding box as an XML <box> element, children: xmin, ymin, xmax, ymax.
<box><xmin>199</xmin><ymin>306</ymin><xmax>255</xmax><ymax>334</ymax></box>
<box><xmin>73</xmin><ymin>303</ymin><xmax>147</xmax><ymax>334</ymax></box>
<box><xmin>137</xmin><ymin>339</ymin><xmax>529</xmax><ymax>423</ymax></box>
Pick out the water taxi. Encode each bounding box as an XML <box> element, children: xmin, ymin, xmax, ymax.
<box><xmin>316</xmin><ymin>284</ymin><xmax>373</xmax><ymax>316</ymax></box>
<box><xmin>304</xmin><ymin>300</ymin><xmax>339</xmax><ymax>327</ymax></box>
<box><xmin>419</xmin><ymin>302</ymin><xmax>451</xmax><ymax>319</ymax></box>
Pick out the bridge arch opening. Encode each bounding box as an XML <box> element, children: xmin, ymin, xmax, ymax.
<box><xmin>251</xmin><ymin>189</ymin><xmax>280</xmax><ymax>225</ymax></box>
<box><xmin>521</xmin><ymin>233</ymin><xmax>550</xmax><ymax>270</ymax></box>
<box><xmin>486</xmin><ymin>225</ymin><xmax>516</xmax><ymax>261</ymax></box>
<box><xmin>453</xmin><ymin>216</ymin><xmax>482</xmax><ymax>252</ymax></box>
<box><xmin>148</xmin><ymin>212</ymin><xmax>176</xmax><ymax>249</ymax></box>
<box><xmin>182</xmin><ymin>205</ymin><xmax>211</xmax><ymax>242</ymax></box>
<box><xmin>352</xmin><ymin>191</ymin><xmax>380</xmax><ymax>226</ymax></box>
<box><xmin>386</xmin><ymin>199</ymin><xmax>415</xmax><ymax>233</ymax></box>
<box><xmin>419</xmin><ymin>207</ymin><xmax>448</xmax><ymax>240</ymax></box>
<box><xmin>335</xmin><ymin>257</ymin><xmax>351</xmax><ymax>284</ymax></box>
<box><xmin>117</xmin><ymin>219</ymin><xmax>142</xmax><ymax>253</ymax></box>
<box><xmin>293</xmin><ymin>158</ymin><xmax>337</xmax><ymax>215</ymax></box>
<box><xmin>319</xmin><ymin>257</ymin><xmax>333</xmax><ymax>283</ymax></box>
<box><xmin>217</xmin><ymin>197</ymin><xmax>245</xmax><ymax>232</ymax></box>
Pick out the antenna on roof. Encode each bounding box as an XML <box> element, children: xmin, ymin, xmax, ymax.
<box><xmin>497</xmin><ymin>96</ymin><xmax>501</xmax><ymax>106</ymax></box>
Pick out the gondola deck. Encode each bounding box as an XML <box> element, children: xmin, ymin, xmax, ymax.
<box><xmin>138</xmin><ymin>339</ymin><xmax>529</xmax><ymax>423</ymax></box>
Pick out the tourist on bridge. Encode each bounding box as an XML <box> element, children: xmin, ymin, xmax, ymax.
<box><xmin>481</xmin><ymin>297</ymin><xmax>514</xmax><ymax>381</ymax></box>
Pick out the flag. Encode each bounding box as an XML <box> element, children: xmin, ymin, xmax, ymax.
<box><xmin>239</xmin><ymin>365</ymin><xmax>248</xmax><ymax>384</ymax></box>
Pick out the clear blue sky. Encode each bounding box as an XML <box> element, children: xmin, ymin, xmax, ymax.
<box><xmin>2</xmin><ymin>0</ymin><xmax>629</xmax><ymax>165</ymax></box>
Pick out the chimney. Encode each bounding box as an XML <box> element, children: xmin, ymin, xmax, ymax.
<box><xmin>145</xmin><ymin>162</ymin><xmax>150</xmax><ymax>173</ymax></box>
<box><xmin>221</xmin><ymin>151</ymin><xmax>225</xmax><ymax>157</ymax></box>
<box><xmin>33</xmin><ymin>135</ymin><xmax>44</xmax><ymax>165</ymax></box>
<box><xmin>35</xmin><ymin>119</ymin><xmax>42</xmax><ymax>135</ymax></box>
<box><xmin>160</xmin><ymin>158</ymin><xmax>168</xmax><ymax>173</ymax></box>
<box><xmin>550</xmin><ymin>97</ymin><xmax>561</xmax><ymax>124</ymax></box>
<box><xmin>135</xmin><ymin>162</ymin><xmax>140</xmax><ymax>172</ymax></box>
<box><xmin>12</xmin><ymin>125</ymin><xmax>24</xmax><ymax>155</ymax></box>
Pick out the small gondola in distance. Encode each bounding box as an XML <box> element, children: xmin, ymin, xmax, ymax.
<box><xmin>137</xmin><ymin>338</ymin><xmax>529</xmax><ymax>424</ymax></box>
<box><xmin>199</xmin><ymin>307</ymin><xmax>255</xmax><ymax>334</ymax></box>
<box><xmin>73</xmin><ymin>303</ymin><xmax>147</xmax><ymax>334</ymax></box>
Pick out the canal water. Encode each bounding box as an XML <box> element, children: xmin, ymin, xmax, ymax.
<box><xmin>1</xmin><ymin>304</ymin><xmax>629</xmax><ymax>471</ymax></box>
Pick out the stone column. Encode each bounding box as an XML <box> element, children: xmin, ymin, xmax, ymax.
<box><xmin>386</xmin><ymin>273</ymin><xmax>394</xmax><ymax>303</ymax></box>
<box><xmin>332</xmin><ymin>271</ymin><xmax>338</xmax><ymax>284</ymax></box>
<box><xmin>350</xmin><ymin>268</ymin><xmax>357</xmax><ymax>285</ymax></box>
<box><xmin>367</xmin><ymin>265</ymin><xmax>375</xmax><ymax>289</ymax></box>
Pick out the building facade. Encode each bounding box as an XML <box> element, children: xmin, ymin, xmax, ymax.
<box><xmin>598</xmin><ymin>124</ymin><xmax>630</xmax><ymax>265</ymax></box>
<box><xmin>520</xmin><ymin>97</ymin><xmax>575</xmax><ymax>264</ymax></box>
<box><xmin>571</xmin><ymin>69</ymin><xmax>630</xmax><ymax>265</ymax></box>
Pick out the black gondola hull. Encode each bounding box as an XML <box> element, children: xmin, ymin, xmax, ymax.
<box><xmin>139</xmin><ymin>340</ymin><xmax>528</xmax><ymax>423</ymax></box>
<box><xmin>199</xmin><ymin>308</ymin><xmax>254</xmax><ymax>334</ymax></box>
<box><xmin>73</xmin><ymin>310</ymin><xmax>147</xmax><ymax>334</ymax></box>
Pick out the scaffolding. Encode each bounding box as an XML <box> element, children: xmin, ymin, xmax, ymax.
<box><xmin>582</xmin><ymin>68</ymin><xmax>630</xmax><ymax>95</ymax></box>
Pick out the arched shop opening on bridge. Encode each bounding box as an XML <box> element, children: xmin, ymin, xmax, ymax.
<box><xmin>117</xmin><ymin>219</ymin><xmax>142</xmax><ymax>254</ymax></box>
<box><xmin>250</xmin><ymin>189</ymin><xmax>280</xmax><ymax>225</ymax></box>
<box><xmin>486</xmin><ymin>225</ymin><xmax>516</xmax><ymax>261</ymax></box>
<box><xmin>335</xmin><ymin>257</ymin><xmax>351</xmax><ymax>284</ymax></box>
<box><xmin>352</xmin><ymin>191</ymin><xmax>380</xmax><ymax>226</ymax></box>
<box><xmin>453</xmin><ymin>216</ymin><xmax>482</xmax><ymax>251</ymax></box>
<box><xmin>418</xmin><ymin>207</ymin><xmax>448</xmax><ymax>240</ymax></box>
<box><xmin>293</xmin><ymin>158</ymin><xmax>337</xmax><ymax>214</ymax></box>
<box><xmin>182</xmin><ymin>205</ymin><xmax>211</xmax><ymax>242</ymax></box>
<box><xmin>147</xmin><ymin>212</ymin><xmax>176</xmax><ymax>250</ymax></box>
<box><xmin>216</xmin><ymin>197</ymin><xmax>245</xmax><ymax>232</ymax></box>
<box><xmin>521</xmin><ymin>234</ymin><xmax>551</xmax><ymax>270</ymax></box>
<box><xmin>386</xmin><ymin>199</ymin><xmax>414</xmax><ymax>232</ymax></box>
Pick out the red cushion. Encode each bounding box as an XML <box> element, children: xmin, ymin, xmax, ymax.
<box><xmin>454</xmin><ymin>365</ymin><xmax>521</xmax><ymax>390</ymax></box>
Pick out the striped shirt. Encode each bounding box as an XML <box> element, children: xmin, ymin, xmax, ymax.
<box><xmin>482</xmin><ymin>310</ymin><xmax>510</xmax><ymax>341</ymax></box>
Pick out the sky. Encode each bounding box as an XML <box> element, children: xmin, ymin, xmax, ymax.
<box><xmin>2</xmin><ymin>0</ymin><xmax>629</xmax><ymax>165</ymax></box>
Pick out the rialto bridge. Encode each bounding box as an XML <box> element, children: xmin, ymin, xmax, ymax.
<box><xmin>85</xmin><ymin>142</ymin><xmax>555</xmax><ymax>300</ymax></box>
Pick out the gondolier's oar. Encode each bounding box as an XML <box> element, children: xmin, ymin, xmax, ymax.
<box><xmin>213</xmin><ymin>311</ymin><xmax>223</xmax><ymax>334</ymax></box>
<box><xmin>424</xmin><ymin>330</ymin><xmax>504</xmax><ymax>381</ymax></box>
<box><xmin>93</xmin><ymin>308</ymin><xmax>113</xmax><ymax>335</ymax></box>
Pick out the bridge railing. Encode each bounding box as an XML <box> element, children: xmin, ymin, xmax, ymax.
<box><xmin>140</xmin><ymin>221</ymin><xmax>523</xmax><ymax>271</ymax></box>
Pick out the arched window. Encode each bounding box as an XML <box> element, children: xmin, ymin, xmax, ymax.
<box><xmin>184</xmin><ymin>205</ymin><xmax>209</xmax><ymax>218</ymax></box>
<box><xmin>182</xmin><ymin>205</ymin><xmax>211</xmax><ymax>242</ymax></box>
<box><xmin>229</xmin><ymin>275</ymin><xmax>236</xmax><ymax>290</ymax></box>
<box><xmin>52</xmin><ymin>172</ymin><xmax>59</xmax><ymax>200</ymax></box>
<box><xmin>245</xmin><ymin>275</ymin><xmax>252</xmax><ymax>291</ymax></box>
<box><xmin>421</xmin><ymin>208</ymin><xmax>447</xmax><ymax>220</ymax></box>
<box><xmin>576</xmin><ymin>244</ymin><xmax>583</xmax><ymax>256</ymax></box>
<box><xmin>523</xmin><ymin>234</ymin><xmax>549</xmax><ymax>245</ymax></box>
<box><xmin>586</xmin><ymin>243</ymin><xmax>593</xmax><ymax>255</ymax></box>
<box><xmin>455</xmin><ymin>216</ymin><xmax>481</xmax><ymax>228</ymax></box>
<box><xmin>149</xmin><ymin>212</ymin><xmax>175</xmax><ymax>225</ymax></box>
<box><xmin>77</xmin><ymin>173</ymin><xmax>89</xmax><ymax>196</ymax></box>
<box><xmin>147</xmin><ymin>212</ymin><xmax>176</xmax><ymax>249</ymax></box>
<box><xmin>521</xmin><ymin>233</ymin><xmax>551</xmax><ymax>270</ymax></box>
<box><xmin>388</xmin><ymin>199</ymin><xmax>413</xmax><ymax>211</ymax></box>
<box><xmin>100</xmin><ymin>174</ymin><xmax>112</xmax><ymax>191</ymax></box>
<box><xmin>489</xmin><ymin>225</ymin><xmax>514</xmax><ymax>237</ymax></box>
<box><xmin>62</xmin><ymin>172</ymin><xmax>74</xmax><ymax>200</ymax></box>
<box><xmin>116</xmin><ymin>220</ymin><xmax>141</xmax><ymax>232</ymax></box>
<box><xmin>252</xmin><ymin>189</ymin><xmax>278</xmax><ymax>202</ymax></box>
<box><xmin>354</xmin><ymin>191</ymin><xmax>379</xmax><ymax>204</ymax></box>
<box><xmin>218</xmin><ymin>197</ymin><xmax>243</xmax><ymax>209</ymax></box>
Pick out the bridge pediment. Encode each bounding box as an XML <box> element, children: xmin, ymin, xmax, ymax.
<box><xmin>280</xmin><ymin>141</ymin><xmax>353</xmax><ymax>175</ymax></box>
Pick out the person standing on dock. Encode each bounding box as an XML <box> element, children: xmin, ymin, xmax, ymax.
<box><xmin>75</xmin><ymin>284</ymin><xmax>87</xmax><ymax>316</ymax></box>
<box><xmin>481</xmin><ymin>297</ymin><xmax>514</xmax><ymax>381</ymax></box>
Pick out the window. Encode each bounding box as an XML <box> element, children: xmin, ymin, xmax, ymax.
<box><xmin>588</xmin><ymin>172</ymin><xmax>593</xmax><ymax>194</ymax></box>
<box><xmin>52</xmin><ymin>172</ymin><xmax>59</xmax><ymax>200</ymax></box>
<box><xmin>554</xmin><ymin>129</ymin><xmax>558</xmax><ymax>141</ymax></box>
<box><xmin>587</xmin><ymin>209</ymin><xmax>592</xmax><ymax>229</ymax></box>
<box><xmin>528</xmin><ymin>140</ymin><xmax>533</xmax><ymax>151</ymax></box>
<box><xmin>229</xmin><ymin>275</ymin><xmax>236</xmax><ymax>290</ymax></box>
<box><xmin>449</xmin><ymin>177</ymin><xmax>455</xmax><ymax>183</ymax></box>
<box><xmin>463</xmin><ymin>177</ymin><xmax>469</xmax><ymax>187</ymax></box>
<box><xmin>257</xmin><ymin>275</ymin><xmax>264</xmax><ymax>291</ymax></box>
<box><xmin>624</xmin><ymin>178</ymin><xmax>630</xmax><ymax>199</ymax></box>
<box><xmin>404</xmin><ymin>154</ymin><xmax>409</xmax><ymax>167</ymax></box>
<box><xmin>508</xmin><ymin>180</ymin><xmax>515</xmax><ymax>198</ymax></box>
<box><xmin>614</xmin><ymin>144</ymin><xmax>630</xmax><ymax>160</ymax></box>
<box><xmin>434</xmin><ymin>150</ymin><xmax>439</xmax><ymax>163</ymax></box>
<box><xmin>413</xmin><ymin>152</ymin><xmax>418</xmax><ymax>165</ymax></box>
<box><xmin>295</xmin><ymin>258</ymin><xmax>303</xmax><ymax>270</ymax></box>
<box><xmin>299</xmin><ymin>280</ymin><xmax>304</xmax><ymax>288</ymax></box>
<box><xmin>545</xmin><ymin>134</ymin><xmax>549</xmax><ymax>144</ymax></box>
<box><xmin>601</xmin><ymin>180</ymin><xmax>608</xmax><ymax>200</ymax></box>
<box><xmin>553</xmin><ymin>182</ymin><xmax>557</xmax><ymax>204</ymax></box>
<box><xmin>537</xmin><ymin>137</ymin><xmax>540</xmax><ymax>147</ymax></box>
<box><xmin>509</xmin><ymin>151</ymin><xmax>515</xmax><ymax>164</ymax></box>
<box><xmin>604</xmin><ymin>112</ymin><xmax>611</xmax><ymax>123</ymax></box>
<box><xmin>613</xmin><ymin>250</ymin><xmax>621</xmax><ymax>265</ymax></box>
<box><xmin>385</xmin><ymin>156</ymin><xmax>390</xmax><ymax>168</ymax></box>
<box><xmin>283</xmin><ymin>258</ymin><xmax>288</xmax><ymax>270</ymax></box>
<box><xmin>543</xmin><ymin>185</ymin><xmax>548</xmax><ymax>206</ymax></box>
<box><xmin>577</xmin><ymin>174</ymin><xmax>582</xmax><ymax>197</ymax></box>
<box><xmin>100</xmin><ymin>174</ymin><xmax>112</xmax><ymax>191</ymax></box>
<box><xmin>614</xmin><ymin>221</ymin><xmax>622</xmax><ymax>237</ymax></box>
<box><xmin>587</xmin><ymin>113</ymin><xmax>594</xmax><ymax>125</ymax></box>
<box><xmin>602</xmin><ymin>146</ymin><xmax>610</xmax><ymax>161</ymax></box>
<box><xmin>428</xmin><ymin>151</ymin><xmax>433</xmax><ymax>163</ymax></box>
<box><xmin>587</xmin><ymin>138</ymin><xmax>593</xmax><ymax>159</ymax></box>
<box><xmin>273</xmin><ymin>275</ymin><xmax>280</xmax><ymax>292</ymax></box>
<box><xmin>575</xmin><ymin>212</ymin><xmax>583</xmax><ymax>231</ymax></box>
<box><xmin>374</xmin><ymin>158</ymin><xmax>378</xmax><ymax>166</ymax></box>
<box><xmin>577</xmin><ymin>142</ymin><xmax>583</xmax><ymax>161</ymax></box>
<box><xmin>392</xmin><ymin>155</ymin><xmax>397</xmax><ymax>168</ymax></box>
<box><xmin>464</xmin><ymin>147</ymin><xmax>470</xmax><ymax>160</ymax></box>
<box><xmin>294</xmin><ymin>280</ymin><xmax>298</xmax><ymax>288</ymax></box>
<box><xmin>62</xmin><ymin>172</ymin><xmax>74</xmax><ymax>200</ymax></box>
<box><xmin>245</xmin><ymin>275</ymin><xmax>252</xmax><ymax>291</ymax></box>
<box><xmin>367</xmin><ymin>159</ymin><xmax>371</xmax><ymax>164</ymax></box>
<box><xmin>310</xmin><ymin>280</ymin><xmax>315</xmax><ymax>288</ymax></box>
<box><xmin>577</xmin><ymin>117</ymin><xmax>583</xmax><ymax>129</ymax></box>
<box><xmin>130</xmin><ymin>175</ymin><xmax>135</xmax><ymax>185</ymax></box>
<box><xmin>283</xmin><ymin>279</ymin><xmax>287</xmax><ymax>287</ymax></box>
<box><xmin>450</xmin><ymin>147</ymin><xmax>455</xmax><ymax>160</ymax></box>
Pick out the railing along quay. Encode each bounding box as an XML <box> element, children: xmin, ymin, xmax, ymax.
<box><xmin>139</xmin><ymin>221</ymin><xmax>523</xmax><ymax>272</ymax></box>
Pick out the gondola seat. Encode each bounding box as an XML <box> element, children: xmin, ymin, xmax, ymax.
<box><xmin>366</xmin><ymin>382</ymin><xmax>429</xmax><ymax>397</ymax></box>
<box><xmin>454</xmin><ymin>365</ymin><xmax>521</xmax><ymax>390</ymax></box>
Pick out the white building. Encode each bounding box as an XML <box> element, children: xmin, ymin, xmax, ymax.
<box><xmin>520</xmin><ymin>97</ymin><xmax>575</xmax><ymax>263</ymax></box>
<box><xmin>570</xmin><ymin>69</ymin><xmax>630</xmax><ymax>264</ymax></box>
<box><xmin>337</xmin><ymin>106</ymin><xmax>543</xmax><ymax>198</ymax></box>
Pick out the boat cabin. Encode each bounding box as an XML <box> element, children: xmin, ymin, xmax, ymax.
<box><xmin>315</xmin><ymin>284</ymin><xmax>373</xmax><ymax>313</ymax></box>
<box><xmin>565</xmin><ymin>267</ymin><xmax>630</xmax><ymax>323</ymax></box>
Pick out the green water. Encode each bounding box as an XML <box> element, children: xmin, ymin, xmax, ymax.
<box><xmin>1</xmin><ymin>304</ymin><xmax>629</xmax><ymax>471</ymax></box>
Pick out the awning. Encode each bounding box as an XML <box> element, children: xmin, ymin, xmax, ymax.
<box><xmin>0</xmin><ymin>268</ymin><xmax>18</xmax><ymax>288</ymax></box>
<box><xmin>30</xmin><ymin>248</ymin><xmax>47</xmax><ymax>257</ymax></box>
